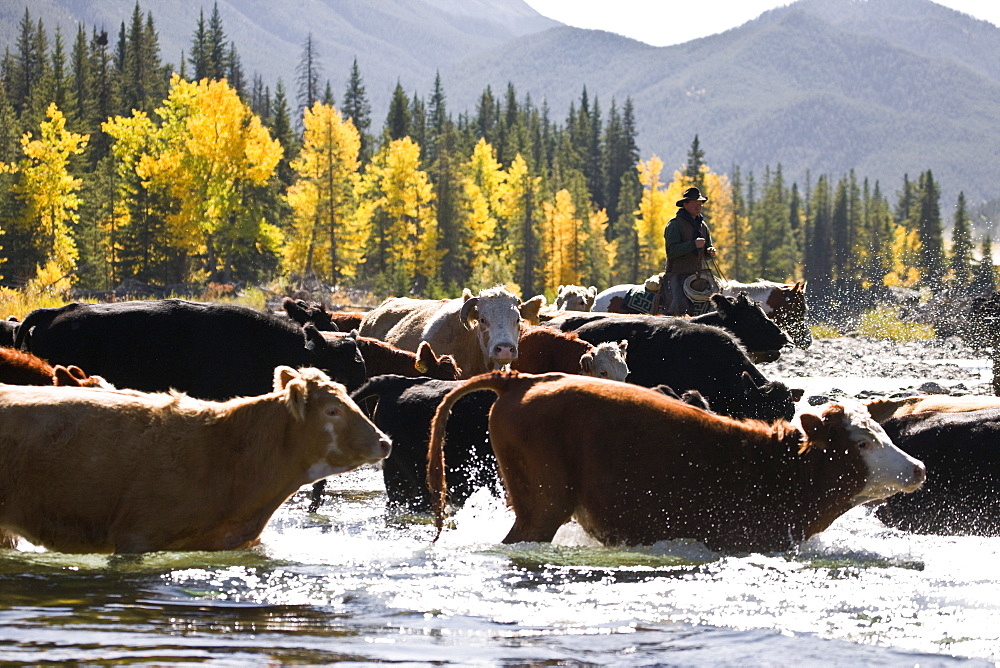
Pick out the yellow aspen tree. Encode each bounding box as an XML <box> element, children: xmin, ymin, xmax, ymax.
<box><xmin>356</xmin><ymin>137</ymin><xmax>441</xmax><ymax>290</ymax></box>
<box><xmin>541</xmin><ymin>188</ymin><xmax>587</xmax><ymax>294</ymax></box>
<box><xmin>463</xmin><ymin>138</ymin><xmax>504</xmax><ymax>260</ymax></box>
<box><xmin>1</xmin><ymin>103</ymin><xmax>88</xmax><ymax>288</ymax></box>
<box><xmin>138</xmin><ymin>75</ymin><xmax>283</xmax><ymax>281</ymax></box>
<box><xmin>284</xmin><ymin>102</ymin><xmax>362</xmax><ymax>282</ymax></box>
<box><xmin>884</xmin><ymin>223</ymin><xmax>922</xmax><ymax>287</ymax></box>
<box><xmin>503</xmin><ymin>153</ymin><xmax>543</xmax><ymax>296</ymax></box>
<box><xmin>636</xmin><ymin>155</ymin><xmax>671</xmax><ymax>276</ymax></box>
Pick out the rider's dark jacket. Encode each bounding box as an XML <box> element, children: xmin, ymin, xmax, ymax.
<box><xmin>664</xmin><ymin>208</ymin><xmax>712</xmax><ymax>275</ymax></box>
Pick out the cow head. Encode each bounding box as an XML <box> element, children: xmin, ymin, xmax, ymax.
<box><xmin>580</xmin><ymin>340</ymin><xmax>629</xmax><ymax>381</ymax></box>
<box><xmin>460</xmin><ymin>287</ymin><xmax>545</xmax><ymax>370</ymax></box>
<box><xmin>414</xmin><ymin>340</ymin><xmax>462</xmax><ymax>380</ymax></box>
<box><xmin>274</xmin><ymin>366</ymin><xmax>391</xmax><ymax>477</ymax></box>
<box><xmin>797</xmin><ymin>401</ymin><xmax>925</xmax><ymax>506</ymax></box>
<box><xmin>556</xmin><ymin>284</ymin><xmax>598</xmax><ymax>312</ymax></box>
<box><xmin>734</xmin><ymin>372</ymin><xmax>797</xmax><ymax>422</ymax></box>
<box><xmin>711</xmin><ymin>292</ymin><xmax>790</xmax><ymax>355</ymax></box>
<box><xmin>304</xmin><ymin>325</ymin><xmax>367</xmax><ymax>392</ymax></box>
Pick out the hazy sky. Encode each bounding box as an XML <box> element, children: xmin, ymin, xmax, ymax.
<box><xmin>522</xmin><ymin>0</ymin><xmax>1000</xmax><ymax>47</ymax></box>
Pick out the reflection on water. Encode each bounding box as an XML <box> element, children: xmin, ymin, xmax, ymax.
<box><xmin>0</xmin><ymin>467</ymin><xmax>996</xmax><ymax>666</ymax></box>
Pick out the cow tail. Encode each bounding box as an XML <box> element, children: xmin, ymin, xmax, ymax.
<box><xmin>427</xmin><ymin>371</ymin><xmax>511</xmax><ymax>542</ymax></box>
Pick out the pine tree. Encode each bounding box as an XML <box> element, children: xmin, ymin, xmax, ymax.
<box><xmin>188</xmin><ymin>10</ymin><xmax>210</xmax><ymax>80</ymax></box>
<box><xmin>295</xmin><ymin>33</ymin><xmax>322</xmax><ymax>125</ymax></box>
<box><xmin>804</xmin><ymin>174</ymin><xmax>833</xmax><ymax>290</ymax></box>
<box><xmin>916</xmin><ymin>169</ymin><xmax>945</xmax><ymax>291</ymax></box>
<box><xmin>342</xmin><ymin>59</ymin><xmax>372</xmax><ymax>163</ymax></box>
<box><xmin>383</xmin><ymin>81</ymin><xmax>410</xmax><ymax>143</ymax></box>
<box><xmin>950</xmin><ymin>191</ymin><xmax>974</xmax><ymax>293</ymax></box>
<box><xmin>684</xmin><ymin>135</ymin><xmax>706</xmax><ymax>194</ymax></box>
<box><xmin>283</xmin><ymin>102</ymin><xmax>361</xmax><ymax>283</ymax></box>
<box><xmin>207</xmin><ymin>3</ymin><xmax>228</xmax><ymax>81</ymax></box>
<box><xmin>971</xmin><ymin>234</ymin><xmax>996</xmax><ymax>295</ymax></box>
<box><xmin>267</xmin><ymin>80</ymin><xmax>298</xmax><ymax>187</ymax></box>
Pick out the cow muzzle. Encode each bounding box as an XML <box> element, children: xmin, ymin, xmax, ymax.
<box><xmin>490</xmin><ymin>343</ymin><xmax>517</xmax><ymax>370</ymax></box>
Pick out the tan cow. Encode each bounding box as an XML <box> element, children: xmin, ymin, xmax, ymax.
<box><xmin>0</xmin><ymin>366</ymin><xmax>391</xmax><ymax>554</ymax></box>
<box><xmin>554</xmin><ymin>284</ymin><xmax>598</xmax><ymax>312</ymax></box>
<box><xmin>428</xmin><ymin>372</ymin><xmax>925</xmax><ymax>552</ymax></box>
<box><xmin>361</xmin><ymin>286</ymin><xmax>545</xmax><ymax>378</ymax></box>
<box><xmin>865</xmin><ymin>394</ymin><xmax>1000</xmax><ymax>424</ymax></box>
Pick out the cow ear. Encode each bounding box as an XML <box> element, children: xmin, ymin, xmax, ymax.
<box><xmin>710</xmin><ymin>293</ymin><xmax>731</xmax><ymax>313</ymax></box>
<box><xmin>798</xmin><ymin>412</ymin><xmax>828</xmax><ymax>447</ymax></box>
<box><xmin>520</xmin><ymin>295</ymin><xmax>546</xmax><ymax>323</ymax></box>
<box><xmin>52</xmin><ymin>365</ymin><xmax>81</xmax><ymax>386</ymax></box>
<box><xmin>588</xmin><ymin>286</ymin><xmax>598</xmax><ymax>298</ymax></box>
<box><xmin>302</xmin><ymin>323</ymin><xmax>324</xmax><ymax>350</ymax></box>
<box><xmin>618</xmin><ymin>339</ymin><xmax>628</xmax><ymax>354</ymax></box>
<box><xmin>275</xmin><ymin>366</ymin><xmax>309</xmax><ymax>421</ymax></box>
<box><xmin>415</xmin><ymin>340</ymin><xmax>432</xmax><ymax>373</ymax></box>
<box><xmin>274</xmin><ymin>365</ymin><xmax>299</xmax><ymax>391</ymax></box>
<box><xmin>460</xmin><ymin>297</ymin><xmax>480</xmax><ymax>330</ymax></box>
<box><xmin>580</xmin><ymin>351</ymin><xmax>594</xmax><ymax>372</ymax></box>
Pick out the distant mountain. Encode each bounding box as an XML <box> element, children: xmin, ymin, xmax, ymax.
<box><xmin>2</xmin><ymin>0</ymin><xmax>998</xmax><ymax>216</ymax></box>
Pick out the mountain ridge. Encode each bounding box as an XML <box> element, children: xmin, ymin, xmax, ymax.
<box><xmin>1</xmin><ymin>0</ymin><xmax>998</xmax><ymax>212</ymax></box>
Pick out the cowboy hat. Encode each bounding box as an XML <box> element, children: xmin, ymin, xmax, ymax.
<box><xmin>676</xmin><ymin>186</ymin><xmax>708</xmax><ymax>207</ymax></box>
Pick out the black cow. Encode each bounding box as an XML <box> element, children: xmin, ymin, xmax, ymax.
<box><xmin>0</xmin><ymin>317</ymin><xmax>18</xmax><ymax>347</ymax></box>
<box><xmin>14</xmin><ymin>299</ymin><xmax>367</xmax><ymax>399</ymax></box>
<box><xmin>876</xmin><ymin>407</ymin><xmax>1000</xmax><ymax>535</ymax></box>
<box><xmin>570</xmin><ymin>314</ymin><xmax>797</xmax><ymax>422</ymax></box>
<box><xmin>548</xmin><ymin>293</ymin><xmax>790</xmax><ymax>361</ymax></box>
<box><xmin>344</xmin><ymin>374</ymin><xmax>499</xmax><ymax>514</ymax></box>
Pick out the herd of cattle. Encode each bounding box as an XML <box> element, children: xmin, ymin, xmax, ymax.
<box><xmin>0</xmin><ymin>282</ymin><xmax>994</xmax><ymax>554</ymax></box>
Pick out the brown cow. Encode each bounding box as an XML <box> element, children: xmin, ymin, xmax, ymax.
<box><xmin>427</xmin><ymin>372</ymin><xmax>925</xmax><ymax>552</ymax></box>
<box><xmin>360</xmin><ymin>287</ymin><xmax>546</xmax><ymax>378</ymax></box>
<box><xmin>865</xmin><ymin>394</ymin><xmax>1000</xmax><ymax>424</ymax></box>
<box><xmin>0</xmin><ymin>366</ymin><xmax>391</xmax><ymax>554</ymax></box>
<box><xmin>0</xmin><ymin>347</ymin><xmax>112</xmax><ymax>388</ymax></box>
<box><xmin>320</xmin><ymin>333</ymin><xmax>461</xmax><ymax>380</ymax></box>
<box><xmin>512</xmin><ymin>327</ymin><xmax>628</xmax><ymax>381</ymax></box>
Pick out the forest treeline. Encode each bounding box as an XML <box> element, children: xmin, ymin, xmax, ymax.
<box><xmin>0</xmin><ymin>3</ymin><xmax>994</xmax><ymax>313</ymax></box>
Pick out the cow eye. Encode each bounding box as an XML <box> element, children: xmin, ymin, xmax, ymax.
<box><xmin>325</xmin><ymin>406</ymin><xmax>340</xmax><ymax>417</ymax></box>
<box><xmin>599</xmin><ymin>371</ymin><xmax>608</xmax><ymax>377</ymax></box>
<box><xmin>480</xmin><ymin>317</ymin><xmax>489</xmax><ymax>327</ymax></box>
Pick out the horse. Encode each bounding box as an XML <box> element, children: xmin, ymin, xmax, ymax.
<box><xmin>592</xmin><ymin>277</ymin><xmax>812</xmax><ymax>349</ymax></box>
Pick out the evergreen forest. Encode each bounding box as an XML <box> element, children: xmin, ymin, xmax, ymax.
<box><xmin>0</xmin><ymin>3</ymin><xmax>993</xmax><ymax>320</ymax></box>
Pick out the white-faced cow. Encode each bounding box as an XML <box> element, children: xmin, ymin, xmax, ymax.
<box><xmin>427</xmin><ymin>372</ymin><xmax>925</xmax><ymax>553</ymax></box>
<box><xmin>553</xmin><ymin>285</ymin><xmax>598</xmax><ymax>312</ymax></box>
<box><xmin>360</xmin><ymin>287</ymin><xmax>546</xmax><ymax>379</ymax></box>
<box><xmin>0</xmin><ymin>367</ymin><xmax>391</xmax><ymax>553</ymax></box>
<box><xmin>14</xmin><ymin>299</ymin><xmax>367</xmax><ymax>399</ymax></box>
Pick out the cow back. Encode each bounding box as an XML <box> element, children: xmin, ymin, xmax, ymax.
<box><xmin>17</xmin><ymin>300</ymin><xmax>366</xmax><ymax>399</ymax></box>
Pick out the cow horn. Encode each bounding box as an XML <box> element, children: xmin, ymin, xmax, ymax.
<box><xmin>460</xmin><ymin>297</ymin><xmax>479</xmax><ymax>330</ymax></box>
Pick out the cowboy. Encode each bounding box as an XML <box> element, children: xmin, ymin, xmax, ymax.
<box><xmin>663</xmin><ymin>186</ymin><xmax>717</xmax><ymax>316</ymax></box>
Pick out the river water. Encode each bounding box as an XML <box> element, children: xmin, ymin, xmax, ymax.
<box><xmin>1</xmin><ymin>341</ymin><xmax>999</xmax><ymax>666</ymax></box>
